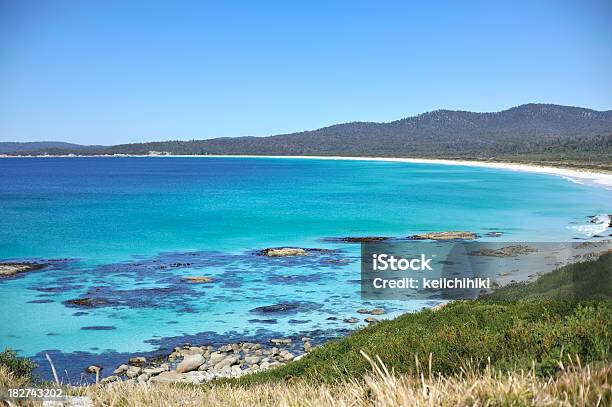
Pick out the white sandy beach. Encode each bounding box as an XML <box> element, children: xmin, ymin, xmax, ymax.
<box><xmin>3</xmin><ymin>153</ymin><xmax>612</xmax><ymax>189</ymax></box>
<box><xmin>192</xmin><ymin>155</ymin><xmax>612</xmax><ymax>190</ymax></box>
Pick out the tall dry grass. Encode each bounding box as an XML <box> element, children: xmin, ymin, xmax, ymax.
<box><xmin>79</xmin><ymin>354</ymin><xmax>611</xmax><ymax>407</ymax></box>
<box><xmin>1</xmin><ymin>354</ymin><xmax>609</xmax><ymax>406</ymax></box>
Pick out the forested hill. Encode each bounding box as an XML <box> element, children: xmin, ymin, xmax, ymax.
<box><xmin>0</xmin><ymin>141</ymin><xmax>103</xmax><ymax>154</ymax></box>
<box><xmin>4</xmin><ymin>104</ymin><xmax>612</xmax><ymax>167</ymax></box>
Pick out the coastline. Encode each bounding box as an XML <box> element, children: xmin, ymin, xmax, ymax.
<box><xmin>200</xmin><ymin>155</ymin><xmax>612</xmax><ymax>189</ymax></box>
<box><xmin>3</xmin><ymin>153</ymin><xmax>611</xmax><ymax>189</ymax></box>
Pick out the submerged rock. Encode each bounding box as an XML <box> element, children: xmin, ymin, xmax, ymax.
<box><xmin>63</xmin><ymin>297</ymin><xmax>118</xmax><ymax>308</ymax></box>
<box><xmin>182</xmin><ymin>276</ymin><xmax>214</xmax><ymax>283</ymax></box>
<box><xmin>409</xmin><ymin>231</ymin><xmax>477</xmax><ymax>240</ymax></box>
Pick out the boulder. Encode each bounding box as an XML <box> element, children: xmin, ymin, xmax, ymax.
<box><xmin>279</xmin><ymin>351</ymin><xmax>295</xmax><ymax>362</ymax></box>
<box><xmin>113</xmin><ymin>364</ymin><xmax>129</xmax><ymax>375</ymax></box>
<box><xmin>184</xmin><ymin>371</ymin><xmax>213</xmax><ymax>384</ymax></box>
<box><xmin>344</xmin><ymin>317</ymin><xmax>359</xmax><ymax>323</ymax></box>
<box><xmin>208</xmin><ymin>352</ymin><xmax>226</xmax><ymax>365</ymax></box>
<box><xmin>370</xmin><ymin>308</ymin><xmax>385</xmax><ymax>315</ymax></box>
<box><xmin>143</xmin><ymin>367</ymin><xmax>166</xmax><ymax>376</ymax></box>
<box><xmin>85</xmin><ymin>365</ymin><xmax>101</xmax><ymax>374</ymax></box>
<box><xmin>149</xmin><ymin>371</ymin><xmax>186</xmax><ymax>384</ymax></box>
<box><xmin>125</xmin><ymin>366</ymin><xmax>142</xmax><ymax>378</ymax></box>
<box><xmin>100</xmin><ymin>375</ymin><xmax>119</xmax><ymax>384</ymax></box>
<box><xmin>218</xmin><ymin>344</ymin><xmax>233</xmax><ymax>353</ymax></box>
<box><xmin>213</xmin><ymin>355</ymin><xmax>239</xmax><ymax>370</ymax></box>
<box><xmin>270</xmin><ymin>338</ymin><xmax>292</xmax><ymax>345</ymax></box>
<box><xmin>364</xmin><ymin>317</ymin><xmax>379</xmax><ymax>324</ymax></box>
<box><xmin>128</xmin><ymin>357</ymin><xmax>146</xmax><ymax>365</ymax></box>
<box><xmin>245</xmin><ymin>356</ymin><xmax>262</xmax><ymax>365</ymax></box>
<box><xmin>176</xmin><ymin>354</ymin><xmax>205</xmax><ymax>373</ymax></box>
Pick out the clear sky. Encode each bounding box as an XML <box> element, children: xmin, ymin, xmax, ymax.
<box><xmin>1</xmin><ymin>0</ymin><xmax>611</xmax><ymax>145</ymax></box>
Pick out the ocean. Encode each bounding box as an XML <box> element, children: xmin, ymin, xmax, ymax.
<box><xmin>0</xmin><ymin>156</ymin><xmax>610</xmax><ymax>381</ymax></box>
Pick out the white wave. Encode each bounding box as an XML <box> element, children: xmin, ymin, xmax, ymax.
<box><xmin>568</xmin><ymin>214</ymin><xmax>610</xmax><ymax>237</ymax></box>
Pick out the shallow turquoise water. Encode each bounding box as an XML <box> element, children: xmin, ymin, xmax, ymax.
<box><xmin>0</xmin><ymin>157</ymin><xmax>610</xmax><ymax>379</ymax></box>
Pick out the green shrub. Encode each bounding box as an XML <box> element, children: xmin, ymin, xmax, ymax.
<box><xmin>0</xmin><ymin>349</ymin><xmax>37</xmax><ymax>382</ymax></box>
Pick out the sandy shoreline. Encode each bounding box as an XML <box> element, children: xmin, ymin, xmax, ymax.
<box><xmin>3</xmin><ymin>154</ymin><xmax>612</xmax><ymax>189</ymax></box>
<box><xmin>203</xmin><ymin>155</ymin><xmax>612</xmax><ymax>189</ymax></box>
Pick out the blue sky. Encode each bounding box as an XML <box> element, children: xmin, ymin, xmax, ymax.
<box><xmin>1</xmin><ymin>0</ymin><xmax>611</xmax><ymax>145</ymax></box>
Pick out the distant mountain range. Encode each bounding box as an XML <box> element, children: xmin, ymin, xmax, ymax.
<box><xmin>0</xmin><ymin>141</ymin><xmax>104</xmax><ymax>154</ymax></box>
<box><xmin>2</xmin><ymin>104</ymin><xmax>611</xmax><ymax>167</ymax></box>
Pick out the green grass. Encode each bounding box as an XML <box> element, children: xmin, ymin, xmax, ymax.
<box><xmin>485</xmin><ymin>251</ymin><xmax>611</xmax><ymax>301</ymax></box>
<box><xmin>230</xmin><ymin>253</ymin><xmax>612</xmax><ymax>385</ymax></box>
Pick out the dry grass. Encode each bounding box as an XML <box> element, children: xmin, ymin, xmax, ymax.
<box><xmin>72</xmin><ymin>354</ymin><xmax>610</xmax><ymax>407</ymax></box>
<box><xmin>2</xmin><ymin>355</ymin><xmax>609</xmax><ymax>406</ymax></box>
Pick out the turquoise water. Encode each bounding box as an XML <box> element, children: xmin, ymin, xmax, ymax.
<box><xmin>0</xmin><ymin>157</ymin><xmax>610</xmax><ymax>380</ymax></box>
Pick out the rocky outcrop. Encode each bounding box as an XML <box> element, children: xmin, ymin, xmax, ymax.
<box><xmin>102</xmin><ymin>339</ymin><xmax>315</xmax><ymax>385</ymax></box>
<box><xmin>0</xmin><ymin>262</ymin><xmax>45</xmax><ymax>278</ymax></box>
<box><xmin>259</xmin><ymin>248</ymin><xmax>308</xmax><ymax>257</ymax></box>
<box><xmin>409</xmin><ymin>231</ymin><xmax>477</xmax><ymax>240</ymax></box>
<box><xmin>469</xmin><ymin>245</ymin><xmax>537</xmax><ymax>257</ymax></box>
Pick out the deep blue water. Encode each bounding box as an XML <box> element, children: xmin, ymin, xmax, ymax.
<box><xmin>0</xmin><ymin>157</ymin><xmax>610</xmax><ymax>381</ymax></box>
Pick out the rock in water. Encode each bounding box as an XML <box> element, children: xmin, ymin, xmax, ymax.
<box><xmin>128</xmin><ymin>357</ymin><xmax>146</xmax><ymax>365</ymax></box>
<box><xmin>259</xmin><ymin>248</ymin><xmax>307</xmax><ymax>257</ymax></box>
<box><xmin>0</xmin><ymin>262</ymin><xmax>45</xmax><ymax>278</ymax></box>
<box><xmin>410</xmin><ymin>231</ymin><xmax>477</xmax><ymax>240</ymax></box>
<box><xmin>176</xmin><ymin>354</ymin><xmax>206</xmax><ymax>373</ymax></box>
